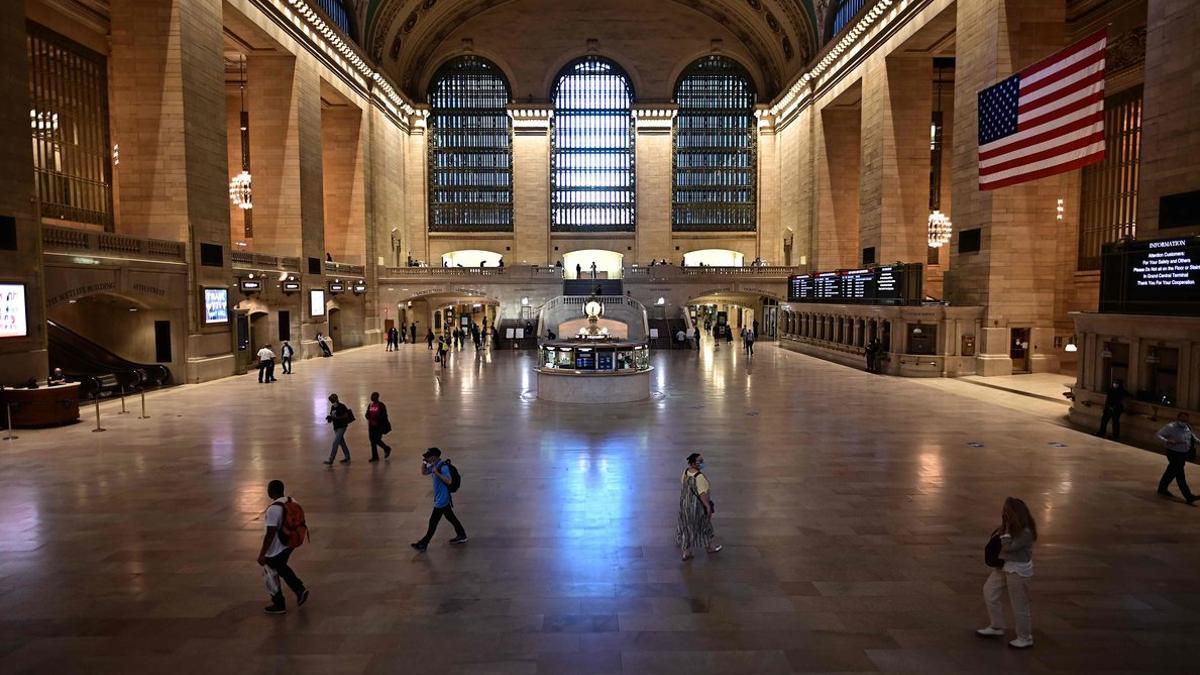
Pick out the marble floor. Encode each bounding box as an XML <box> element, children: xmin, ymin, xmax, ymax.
<box><xmin>1</xmin><ymin>341</ymin><xmax>1198</xmax><ymax>674</ymax></box>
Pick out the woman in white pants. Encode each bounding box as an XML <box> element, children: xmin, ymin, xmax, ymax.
<box><xmin>977</xmin><ymin>497</ymin><xmax>1037</xmax><ymax>649</ymax></box>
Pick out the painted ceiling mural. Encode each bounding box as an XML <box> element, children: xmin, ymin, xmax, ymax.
<box><xmin>354</xmin><ymin>0</ymin><xmax>820</xmax><ymax>99</ymax></box>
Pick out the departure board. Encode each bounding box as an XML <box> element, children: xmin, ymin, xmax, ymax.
<box><xmin>786</xmin><ymin>263</ymin><xmax>924</xmax><ymax>305</ymax></box>
<box><xmin>1100</xmin><ymin>236</ymin><xmax>1200</xmax><ymax>316</ymax></box>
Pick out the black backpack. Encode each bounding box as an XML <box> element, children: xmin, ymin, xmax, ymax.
<box><xmin>445</xmin><ymin>461</ymin><xmax>462</xmax><ymax>493</ymax></box>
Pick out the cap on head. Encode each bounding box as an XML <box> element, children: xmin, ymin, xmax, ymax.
<box><xmin>423</xmin><ymin>447</ymin><xmax>442</xmax><ymax>459</ymax></box>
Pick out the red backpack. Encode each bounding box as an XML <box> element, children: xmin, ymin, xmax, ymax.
<box><xmin>273</xmin><ymin>497</ymin><xmax>310</xmax><ymax>549</ymax></box>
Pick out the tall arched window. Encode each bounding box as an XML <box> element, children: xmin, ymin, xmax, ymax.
<box><xmin>428</xmin><ymin>56</ymin><xmax>513</xmax><ymax>232</ymax></box>
<box><xmin>673</xmin><ymin>56</ymin><xmax>757</xmax><ymax>232</ymax></box>
<box><xmin>551</xmin><ymin>56</ymin><xmax>635</xmax><ymax>232</ymax></box>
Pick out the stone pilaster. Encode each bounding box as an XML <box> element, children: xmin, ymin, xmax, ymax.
<box><xmin>405</xmin><ymin>109</ymin><xmax>429</xmax><ymax>263</ymax></box>
<box><xmin>633</xmin><ymin>106</ymin><xmax>676</xmax><ymax>265</ymax></box>
<box><xmin>756</xmin><ymin>109</ymin><xmax>782</xmax><ymax>264</ymax></box>
<box><xmin>321</xmin><ymin>105</ymin><xmax>367</xmax><ymax>264</ymax></box>
<box><xmin>815</xmin><ymin>104</ymin><xmax>862</xmax><ymax>269</ymax></box>
<box><xmin>510</xmin><ymin>106</ymin><xmax>552</xmax><ymax>265</ymax></box>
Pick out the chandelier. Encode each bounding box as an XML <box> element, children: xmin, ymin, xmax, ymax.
<box><xmin>229</xmin><ymin>56</ymin><xmax>253</xmax><ymax>214</ymax></box>
<box><xmin>927</xmin><ymin>210</ymin><xmax>952</xmax><ymax>248</ymax></box>
<box><xmin>229</xmin><ymin>170</ymin><xmax>252</xmax><ymax>209</ymax></box>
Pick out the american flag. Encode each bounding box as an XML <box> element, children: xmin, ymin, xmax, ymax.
<box><xmin>978</xmin><ymin>30</ymin><xmax>1108</xmax><ymax>190</ymax></box>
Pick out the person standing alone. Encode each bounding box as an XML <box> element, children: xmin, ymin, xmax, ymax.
<box><xmin>280</xmin><ymin>340</ymin><xmax>294</xmax><ymax>374</ymax></box>
<box><xmin>411</xmin><ymin>447</ymin><xmax>467</xmax><ymax>551</ymax></box>
<box><xmin>977</xmin><ymin>497</ymin><xmax>1037</xmax><ymax>649</ymax></box>
<box><xmin>323</xmin><ymin>394</ymin><xmax>353</xmax><ymax>465</ymax></box>
<box><xmin>1156</xmin><ymin>412</ymin><xmax>1199</xmax><ymax>504</ymax></box>
<box><xmin>674</xmin><ymin>452</ymin><xmax>721</xmax><ymax>561</ymax></box>
<box><xmin>256</xmin><ymin>344</ymin><xmax>276</xmax><ymax>383</ymax></box>
<box><xmin>1097</xmin><ymin>379</ymin><xmax>1127</xmax><ymax>440</ymax></box>
<box><xmin>258</xmin><ymin>479</ymin><xmax>309</xmax><ymax>614</ymax></box>
<box><xmin>365</xmin><ymin>392</ymin><xmax>392</xmax><ymax>462</ymax></box>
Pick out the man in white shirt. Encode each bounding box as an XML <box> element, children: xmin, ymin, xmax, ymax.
<box><xmin>259</xmin><ymin>479</ymin><xmax>308</xmax><ymax>614</ymax></box>
<box><xmin>1157</xmin><ymin>412</ymin><xmax>1199</xmax><ymax>504</ymax></box>
<box><xmin>256</xmin><ymin>344</ymin><xmax>276</xmax><ymax>383</ymax></box>
<box><xmin>280</xmin><ymin>340</ymin><xmax>294</xmax><ymax>374</ymax></box>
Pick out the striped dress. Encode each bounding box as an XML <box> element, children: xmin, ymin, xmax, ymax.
<box><xmin>674</xmin><ymin>470</ymin><xmax>715</xmax><ymax>551</ymax></box>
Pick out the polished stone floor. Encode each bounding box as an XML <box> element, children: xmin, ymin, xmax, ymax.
<box><xmin>1</xmin><ymin>341</ymin><xmax>1198</xmax><ymax>674</ymax></box>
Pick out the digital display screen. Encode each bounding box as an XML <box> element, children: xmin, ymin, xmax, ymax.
<box><xmin>310</xmin><ymin>289</ymin><xmax>326</xmax><ymax>317</ymax></box>
<box><xmin>203</xmin><ymin>288</ymin><xmax>228</xmax><ymax>324</ymax></box>
<box><xmin>1100</xmin><ymin>236</ymin><xmax>1200</xmax><ymax>315</ymax></box>
<box><xmin>786</xmin><ymin>264</ymin><xmax>923</xmax><ymax>305</ymax></box>
<box><xmin>328</xmin><ymin>282</ymin><xmax>345</xmax><ymax>294</ymax></box>
<box><xmin>575</xmin><ymin>350</ymin><xmax>595</xmax><ymax>369</ymax></box>
<box><xmin>282</xmin><ymin>281</ymin><xmax>301</xmax><ymax>293</ymax></box>
<box><xmin>0</xmin><ymin>283</ymin><xmax>28</xmax><ymax>338</ymax></box>
<box><xmin>239</xmin><ymin>279</ymin><xmax>262</xmax><ymax>292</ymax></box>
<box><xmin>597</xmin><ymin>352</ymin><xmax>614</xmax><ymax>370</ymax></box>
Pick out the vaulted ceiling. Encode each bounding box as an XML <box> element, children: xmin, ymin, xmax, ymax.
<box><xmin>354</xmin><ymin>0</ymin><xmax>821</xmax><ymax>100</ymax></box>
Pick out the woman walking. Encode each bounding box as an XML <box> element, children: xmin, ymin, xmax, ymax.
<box><xmin>365</xmin><ymin>392</ymin><xmax>392</xmax><ymax>462</ymax></box>
<box><xmin>977</xmin><ymin>497</ymin><xmax>1037</xmax><ymax>649</ymax></box>
<box><xmin>674</xmin><ymin>453</ymin><xmax>722</xmax><ymax>561</ymax></box>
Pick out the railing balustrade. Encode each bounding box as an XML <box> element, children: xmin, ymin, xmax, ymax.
<box><xmin>42</xmin><ymin>225</ymin><xmax>186</xmax><ymax>262</ymax></box>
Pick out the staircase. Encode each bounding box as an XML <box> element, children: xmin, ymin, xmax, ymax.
<box><xmin>563</xmin><ymin>279</ymin><xmax>623</xmax><ymax>296</ymax></box>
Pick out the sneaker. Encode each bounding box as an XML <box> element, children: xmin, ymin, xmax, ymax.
<box><xmin>264</xmin><ymin>604</ymin><xmax>287</xmax><ymax>615</ymax></box>
<box><xmin>410</xmin><ymin>542</ymin><xmax>427</xmax><ymax>552</ymax></box>
<box><xmin>976</xmin><ymin>627</ymin><xmax>1005</xmax><ymax>638</ymax></box>
<box><xmin>707</xmin><ymin>545</ymin><xmax>723</xmax><ymax>553</ymax></box>
<box><xmin>339</xmin><ymin>458</ymin><xmax>351</xmax><ymax>464</ymax></box>
<box><xmin>449</xmin><ymin>536</ymin><xmax>469</xmax><ymax>545</ymax></box>
<box><xmin>322</xmin><ymin>460</ymin><xmax>333</xmax><ymax>465</ymax></box>
<box><xmin>296</xmin><ymin>589</ymin><xmax>309</xmax><ymax>607</ymax></box>
<box><xmin>1008</xmin><ymin>637</ymin><xmax>1034</xmax><ymax>649</ymax></box>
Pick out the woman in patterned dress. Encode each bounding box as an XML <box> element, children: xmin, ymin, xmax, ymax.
<box><xmin>675</xmin><ymin>453</ymin><xmax>722</xmax><ymax>561</ymax></box>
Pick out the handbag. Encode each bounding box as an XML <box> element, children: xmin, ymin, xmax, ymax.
<box><xmin>984</xmin><ymin>531</ymin><xmax>1004</xmax><ymax>568</ymax></box>
<box><xmin>434</xmin><ymin>353</ymin><xmax>442</xmax><ymax>363</ymax></box>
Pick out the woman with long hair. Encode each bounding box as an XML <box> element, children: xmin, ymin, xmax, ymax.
<box><xmin>674</xmin><ymin>453</ymin><xmax>722</xmax><ymax>561</ymax></box>
<box><xmin>977</xmin><ymin>497</ymin><xmax>1038</xmax><ymax>648</ymax></box>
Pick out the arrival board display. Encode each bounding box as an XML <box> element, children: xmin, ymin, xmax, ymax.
<box><xmin>1100</xmin><ymin>236</ymin><xmax>1200</xmax><ymax>316</ymax></box>
<box><xmin>787</xmin><ymin>263</ymin><xmax>923</xmax><ymax>305</ymax></box>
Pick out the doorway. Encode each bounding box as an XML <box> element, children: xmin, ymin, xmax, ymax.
<box><xmin>1011</xmin><ymin>327</ymin><xmax>1030</xmax><ymax>373</ymax></box>
<box><xmin>328</xmin><ymin>307</ymin><xmax>342</xmax><ymax>350</ymax></box>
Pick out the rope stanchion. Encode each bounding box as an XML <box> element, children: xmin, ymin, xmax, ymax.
<box><xmin>118</xmin><ymin>384</ymin><xmax>129</xmax><ymax>414</ymax></box>
<box><xmin>3</xmin><ymin>403</ymin><xmax>16</xmax><ymax>441</ymax></box>
<box><xmin>138</xmin><ymin>389</ymin><xmax>150</xmax><ymax>419</ymax></box>
<box><xmin>91</xmin><ymin>399</ymin><xmax>106</xmax><ymax>433</ymax></box>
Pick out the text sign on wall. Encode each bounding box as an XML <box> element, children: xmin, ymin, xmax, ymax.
<box><xmin>1100</xmin><ymin>236</ymin><xmax>1200</xmax><ymax>316</ymax></box>
<box><xmin>787</xmin><ymin>263</ymin><xmax>923</xmax><ymax>305</ymax></box>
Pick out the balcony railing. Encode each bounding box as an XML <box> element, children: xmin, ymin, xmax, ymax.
<box><xmin>325</xmin><ymin>261</ymin><xmax>366</xmax><ymax>277</ymax></box>
<box><xmin>628</xmin><ymin>264</ymin><xmax>803</xmax><ymax>279</ymax></box>
<box><xmin>231</xmin><ymin>251</ymin><xmax>302</xmax><ymax>272</ymax></box>
<box><xmin>380</xmin><ymin>265</ymin><xmax>562</xmax><ymax>279</ymax></box>
<box><xmin>42</xmin><ymin>225</ymin><xmax>186</xmax><ymax>262</ymax></box>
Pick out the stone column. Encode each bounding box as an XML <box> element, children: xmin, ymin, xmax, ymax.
<box><xmin>859</xmin><ymin>56</ymin><xmax>933</xmax><ymax>265</ymax></box>
<box><xmin>633</xmin><ymin>106</ymin><xmax>675</xmax><ymax>265</ymax></box>
<box><xmin>949</xmin><ymin>0</ymin><xmax>1067</xmax><ymax>375</ymax></box>
<box><xmin>321</xmin><ymin>105</ymin><xmax>366</xmax><ymax>264</ymax></box>
<box><xmin>756</xmin><ymin>109</ymin><xmax>782</xmax><ymax>263</ymax></box>
<box><xmin>815</xmin><ymin>104</ymin><xmax>862</xmax><ymax>269</ymax></box>
<box><xmin>405</xmin><ymin>109</ymin><xmax>429</xmax><ymax>263</ymax></box>
<box><xmin>110</xmin><ymin>0</ymin><xmax>233</xmax><ymax>382</ymax></box>
<box><xmin>0</xmin><ymin>3</ymin><xmax>46</xmax><ymax>382</ymax></box>
<box><xmin>509</xmin><ymin>106</ymin><xmax>552</xmax><ymax>265</ymax></box>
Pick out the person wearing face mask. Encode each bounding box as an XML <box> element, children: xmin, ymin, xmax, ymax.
<box><xmin>674</xmin><ymin>453</ymin><xmax>722</xmax><ymax>561</ymax></box>
<box><xmin>1097</xmin><ymin>379</ymin><xmax>1127</xmax><ymax>440</ymax></box>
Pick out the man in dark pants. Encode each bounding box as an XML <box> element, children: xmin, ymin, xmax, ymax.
<box><xmin>258</xmin><ymin>480</ymin><xmax>309</xmax><ymax>614</ymax></box>
<box><xmin>411</xmin><ymin>447</ymin><xmax>467</xmax><ymax>551</ymax></box>
<box><xmin>1156</xmin><ymin>412</ymin><xmax>1199</xmax><ymax>504</ymax></box>
<box><xmin>410</xmin><ymin>321</ymin><xmax>418</xmax><ymax>345</ymax></box>
<box><xmin>1097</xmin><ymin>379</ymin><xmax>1127</xmax><ymax>440</ymax></box>
<box><xmin>280</xmin><ymin>340</ymin><xmax>294</xmax><ymax>374</ymax></box>
<box><xmin>256</xmin><ymin>344</ymin><xmax>276</xmax><ymax>383</ymax></box>
<box><xmin>865</xmin><ymin>340</ymin><xmax>879</xmax><ymax>373</ymax></box>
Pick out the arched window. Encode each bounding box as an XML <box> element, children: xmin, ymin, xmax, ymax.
<box><xmin>672</xmin><ymin>56</ymin><xmax>757</xmax><ymax>232</ymax></box>
<box><xmin>428</xmin><ymin>56</ymin><xmax>513</xmax><ymax>232</ymax></box>
<box><xmin>551</xmin><ymin>56</ymin><xmax>635</xmax><ymax>232</ymax></box>
<box><xmin>314</xmin><ymin>0</ymin><xmax>356</xmax><ymax>40</ymax></box>
<box><xmin>826</xmin><ymin>0</ymin><xmax>868</xmax><ymax>41</ymax></box>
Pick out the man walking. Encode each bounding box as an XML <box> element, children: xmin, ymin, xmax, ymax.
<box><xmin>323</xmin><ymin>393</ymin><xmax>353</xmax><ymax>465</ymax></box>
<box><xmin>1156</xmin><ymin>412</ymin><xmax>1199</xmax><ymax>504</ymax></box>
<box><xmin>1097</xmin><ymin>379</ymin><xmax>1128</xmax><ymax>440</ymax></box>
<box><xmin>280</xmin><ymin>340</ymin><xmax>294</xmax><ymax>374</ymax></box>
<box><xmin>259</xmin><ymin>479</ymin><xmax>309</xmax><ymax>614</ymax></box>
<box><xmin>410</xmin><ymin>321</ymin><xmax>417</xmax><ymax>345</ymax></box>
<box><xmin>411</xmin><ymin>447</ymin><xmax>467</xmax><ymax>551</ymax></box>
<box><xmin>256</xmin><ymin>344</ymin><xmax>276</xmax><ymax>383</ymax></box>
<box><xmin>745</xmin><ymin>327</ymin><xmax>755</xmax><ymax>356</ymax></box>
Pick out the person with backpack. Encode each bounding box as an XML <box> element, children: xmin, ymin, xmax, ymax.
<box><xmin>437</xmin><ymin>336</ymin><xmax>450</xmax><ymax>369</ymax></box>
<box><xmin>365</xmin><ymin>392</ymin><xmax>392</xmax><ymax>462</ymax></box>
<box><xmin>674</xmin><ymin>452</ymin><xmax>721</xmax><ymax>561</ymax></box>
<box><xmin>259</xmin><ymin>479</ymin><xmax>309</xmax><ymax>614</ymax></box>
<box><xmin>977</xmin><ymin>497</ymin><xmax>1037</xmax><ymax>648</ymax></box>
<box><xmin>411</xmin><ymin>447</ymin><xmax>467</xmax><ymax>551</ymax></box>
<box><xmin>323</xmin><ymin>393</ymin><xmax>354</xmax><ymax>465</ymax></box>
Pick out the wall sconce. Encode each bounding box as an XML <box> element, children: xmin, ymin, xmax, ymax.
<box><xmin>1064</xmin><ymin>336</ymin><xmax>1078</xmax><ymax>353</ymax></box>
<box><xmin>521</xmin><ymin>297</ymin><xmax>529</xmax><ymax>306</ymax></box>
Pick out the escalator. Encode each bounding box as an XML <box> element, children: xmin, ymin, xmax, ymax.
<box><xmin>47</xmin><ymin>320</ymin><xmax>172</xmax><ymax>398</ymax></box>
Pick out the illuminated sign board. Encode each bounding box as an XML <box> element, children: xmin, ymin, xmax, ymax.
<box><xmin>1100</xmin><ymin>236</ymin><xmax>1200</xmax><ymax>316</ymax></box>
<box><xmin>203</xmin><ymin>288</ymin><xmax>229</xmax><ymax>324</ymax></box>
<box><xmin>0</xmin><ymin>283</ymin><xmax>28</xmax><ymax>338</ymax></box>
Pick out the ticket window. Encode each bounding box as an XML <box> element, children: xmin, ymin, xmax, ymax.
<box><xmin>908</xmin><ymin>324</ymin><xmax>937</xmax><ymax>355</ymax></box>
<box><xmin>1101</xmin><ymin>342</ymin><xmax>1130</xmax><ymax>391</ymax></box>
<box><xmin>1142</xmin><ymin>346</ymin><xmax>1178</xmax><ymax>406</ymax></box>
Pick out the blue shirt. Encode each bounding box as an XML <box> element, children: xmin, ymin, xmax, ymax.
<box><xmin>431</xmin><ymin>461</ymin><xmax>452</xmax><ymax>507</ymax></box>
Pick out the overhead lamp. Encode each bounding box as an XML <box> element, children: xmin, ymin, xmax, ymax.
<box><xmin>656</xmin><ymin>297</ymin><xmax>666</xmax><ymax>305</ymax></box>
<box><xmin>1064</xmin><ymin>336</ymin><xmax>1078</xmax><ymax>353</ymax></box>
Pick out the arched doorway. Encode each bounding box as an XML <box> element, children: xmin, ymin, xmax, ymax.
<box><xmin>441</xmin><ymin>249</ymin><xmax>503</xmax><ymax>267</ymax></box>
<box><xmin>561</xmin><ymin>249</ymin><xmax>623</xmax><ymax>279</ymax></box>
<box><xmin>683</xmin><ymin>249</ymin><xmax>744</xmax><ymax>267</ymax></box>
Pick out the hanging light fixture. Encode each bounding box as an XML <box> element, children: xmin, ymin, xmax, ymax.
<box><xmin>927</xmin><ymin>59</ymin><xmax>952</xmax><ymax>248</ymax></box>
<box><xmin>229</xmin><ymin>56</ymin><xmax>253</xmax><ymax>219</ymax></box>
